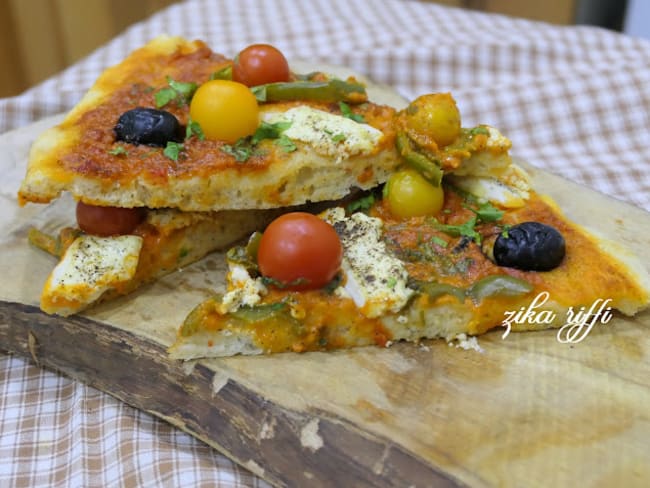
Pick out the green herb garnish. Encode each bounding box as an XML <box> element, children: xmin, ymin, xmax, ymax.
<box><xmin>346</xmin><ymin>194</ymin><xmax>376</xmax><ymax>214</ymax></box>
<box><xmin>431</xmin><ymin>236</ymin><xmax>448</xmax><ymax>248</ymax></box>
<box><xmin>185</xmin><ymin>119</ymin><xmax>205</xmax><ymax>140</ymax></box>
<box><xmin>275</xmin><ymin>135</ymin><xmax>297</xmax><ymax>152</ymax></box>
<box><xmin>221</xmin><ymin>121</ymin><xmax>295</xmax><ymax>161</ymax></box>
<box><xmin>433</xmin><ymin>215</ymin><xmax>482</xmax><ymax>243</ymax></box>
<box><xmin>163</xmin><ymin>141</ymin><xmax>184</xmax><ymax>161</ymax></box>
<box><xmin>251</xmin><ymin>85</ymin><xmax>267</xmax><ymax>102</ymax></box>
<box><xmin>210</xmin><ymin>65</ymin><xmax>232</xmax><ymax>80</ymax></box>
<box><xmin>155</xmin><ymin>76</ymin><xmax>197</xmax><ymax>108</ymax></box>
<box><xmin>252</xmin><ymin>121</ymin><xmax>292</xmax><ymax>144</ymax></box>
<box><xmin>469</xmin><ymin>126</ymin><xmax>490</xmax><ymax>136</ymax></box>
<box><xmin>221</xmin><ymin>139</ymin><xmax>255</xmax><ymax>162</ymax></box>
<box><xmin>339</xmin><ymin>101</ymin><xmax>365</xmax><ymax>123</ymax></box>
<box><xmin>261</xmin><ymin>276</ymin><xmax>310</xmax><ymax>289</ymax></box>
<box><xmin>108</xmin><ymin>145</ymin><xmax>128</xmax><ymax>156</ymax></box>
<box><xmin>469</xmin><ymin>201</ymin><xmax>504</xmax><ymax>222</ymax></box>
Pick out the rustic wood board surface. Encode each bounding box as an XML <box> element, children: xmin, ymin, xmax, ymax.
<box><xmin>2</xmin><ymin>106</ymin><xmax>650</xmax><ymax>486</ymax></box>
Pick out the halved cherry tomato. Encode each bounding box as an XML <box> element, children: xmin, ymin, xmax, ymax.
<box><xmin>232</xmin><ymin>44</ymin><xmax>290</xmax><ymax>87</ymax></box>
<box><xmin>257</xmin><ymin>212</ymin><xmax>342</xmax><ymax>290</ymax></box>
<box><xmin>76</xmin><ymin>201</ymin><xmax>146</xmax><ymax>236</ymax></box>
<box><xmin>189</xmin><ymin>80</ymin><xmax>259</xmax><ymax>143</ymax></box>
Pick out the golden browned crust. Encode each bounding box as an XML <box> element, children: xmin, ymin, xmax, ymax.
<box><xmin>18</xmin><ymin>35</ymin><xmax>401</xmax><ymax>211</ymax></box>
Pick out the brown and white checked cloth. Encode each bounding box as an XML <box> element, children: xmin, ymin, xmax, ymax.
<box><xmin>1</xmin><ymin>0</ymin><xmax>650</xmax><ymax>486</ymax></box>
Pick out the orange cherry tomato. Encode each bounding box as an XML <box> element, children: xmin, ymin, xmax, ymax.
<box><xmin>232</xmin><ymin>44</ymin><xmax>290</xmax><ymax>87</ymax></box>
<box><xmin>76</xmin><ymin>201</ymin><xmax>146</xmax><ymax>236</ymax></box>
<box><xmin>257</xmin><ymin>212</ymin><xmax>343</xmax><ymax>290</ymax></box>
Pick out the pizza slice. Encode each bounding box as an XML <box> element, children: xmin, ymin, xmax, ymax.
<box><xmin>169</xmin><ymin>94</ymin><xmax>650</xmax><ymax>359</ymax></box>
<box><xmin>17</xmin><ymin>36</ymin><xmax>403</xmax><ymax>316</ymax></box>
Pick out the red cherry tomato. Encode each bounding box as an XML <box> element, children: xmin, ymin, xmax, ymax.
<box><xmin>257</xmin><ymin>212</ymin><xmax>343</xmax><ymax>290</ymax></box>
<box><xmin>232</xmin><ymin>44</ymin><xmax>290</xmax><ymax>87</ymax></box>
<box><xmin>76</xmin><ymin>201</ymin><xmax>146</xmax><ymax>236</ymax></box>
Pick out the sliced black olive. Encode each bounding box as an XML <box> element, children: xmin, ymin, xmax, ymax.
<box><xmin>491</xmin><ymin>222</ymin><xmax>565</xmax><ymax>271</ymax></box>
<box><xmin>114</xmin><ymin>107</ymin><xmax>182</xmax><ymax>147</ymax></box>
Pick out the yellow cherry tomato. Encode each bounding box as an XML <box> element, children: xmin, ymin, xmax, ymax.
<box><xmin>405</xmin><ymin>92</ymin><xmax>461</xmax><ymax>148</ymax></box>
<box><xmin>385</xmin><ymin>169</ymin><xmax>444</xmax><ymax>218</ymax></box>
<box><xmin>189</xmin><ymin>80</ymin><xmax>259</xmax><ymax>143</ymax></box>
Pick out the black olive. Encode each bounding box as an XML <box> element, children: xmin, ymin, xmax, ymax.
<box><xmin>114</xmin><ymin>107</ymin><xmax>182</xmax><ymax>147</ymax></box>
<box><xmin>492</xmin><ymin>222</ymin><xmax>565</xmax><ymax>271</ymax></box>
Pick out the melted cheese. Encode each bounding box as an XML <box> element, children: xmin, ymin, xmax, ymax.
<box><xmin>219</xmin><ymin>263</ymin><xmax>268</xmax><ymax>314</ymax></box>
<box><xmin>41</xmin><ymin>235</ymin><xmax>143</xmax><ymax>315</ymax></box>
<box><xmin>322</xmin><ymin>208</ymin><xmax>414</xmax><ymax>318</ymax></box>
<box><xmin>264</xmin><ymin>106</ymin><xmax>383</xmax><ymax>162</ymax></box>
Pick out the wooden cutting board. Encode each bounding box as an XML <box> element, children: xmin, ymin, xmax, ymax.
<box><xmin>2</xmin><ymin>99</ymin><xmax>650</xmax><ymax>487</ymax></box>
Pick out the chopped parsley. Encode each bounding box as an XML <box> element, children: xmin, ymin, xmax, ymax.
<box><xmin>163</xmin><ymin>141</ymin><xmax>184</xmax><ymax>162</ymax></box>
<box><xmin>339</xmin><ymin>101</ymin><xmax>365</xmax><ymax>123</ymax></box>
<box><xmin>185</xmin><ymin>119</ymin><xmax>205</xmax><ymax>140</ymax></box>
<box><xmin>210</xmin><ymin>65</ymin><xmax>232</xmax><ymax>80</ymax></box>
<box><xmin>468</xmin><ymin>201</ymin><xmax>504</xmax><ymax>222</ymax></box>
<box><xmin>251</xmin><ymin>121</ymin><xmax>292</xmax><ymax>144</ymax></box>
<box><xmin>386</xmin><ymin>277</ymin><xmax>397</xmax><ymax>289</ymax></box>
<box><xmin>433</xmin><ymin>215</ymin><xmax>482</xmax><ymax>243</ymax></box>
<box><xmin>251</xmin><ymin>85</ymin><xmax>267</xmax><ymax>102</ymax></box>
<box><xmin>433</xmin><ymin>201</ymin><xmax>504</xmax><ymax>244</ymax></box>
<box><xmin>469</xmin><ymin>126</ymin><xmax>490</xmax><ymax>137</ymax></box>
<box><xmin>108</xmin><ymin>145</ymin><xmax>128</xmax><ymax>156</ymax></box>
<box><xmin>221</xmin><ymin>139</ymin><xmax>254</xmax><ymax>162</ymax></box>
<box><xmin>261</xmin><ymin>276</ymin><xmax>310</xmax><ymax>289</ymax></box>
<box><xmin>346</xmin><ymin>194</ymin><xmax>376</xmax><ymax>214</ymax></box>
<box><xmin>431</xmin><ymin>236</ymin><xmax>448</xmax><ymax>248</ymax></box>
<box><xmin>155</xmin><ymin>76</ymin><xmax>198</xmax><ymax>108</ymax></box>
<box><xmin>221</xmin><ymin>121</ymin><xmax>296</xmax><ymax>161</ymax></box>
<box><xmin>275</xmin><ymin>134</ymin><xmax>297</xmax><ymax>152</ymax></box>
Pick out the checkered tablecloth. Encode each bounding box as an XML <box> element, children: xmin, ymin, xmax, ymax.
<box><xmin>2</xmin><ymin>0</ymin><xmax>650</xmax><ymax>486</ymax></box>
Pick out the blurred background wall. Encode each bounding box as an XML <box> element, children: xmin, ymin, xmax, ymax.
<box><xmin>0</xmin><ymin>0</ymin><xmax>641</xmax><ymax>99</ymax></box>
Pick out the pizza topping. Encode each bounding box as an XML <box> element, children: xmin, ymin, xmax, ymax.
<box><xmin>413</xmin><ymin>275</ymin><xmax>533</xmax><ymax>304</ymax></box>
<box><xmin>252</xmin><ymin>78</ymin><xmax>368</xmax><ymax>104</ymax></box>
<box><xmin>466</xmin><ymin>275</ymin><xmax>534</xmax><ymax>302</ymax></box>
<box><xmin>114</xmin><ymin>107</ymin><xmax>182</xmax><ymax>147</ymax></box>
<box><xmin>40</xmin><ymin>234</ymin><xmax>143</xmax><ymax>315</ymax></box>
<box><xmin>485</xmin><ymin>221</ymin><xmax>566</xmax><ymax>271</ymax></box>
<box><xmin>384</xmin><ymin>169</ymin><xmax>445</xmax><ymax>218</ymax></box>
<box><xmin>189</xmin><ymin>79</ymin><xmax>260</xmax><ymax>143</ymax></box>
<box><xmin>263</xmin><ymin>106</ymin><xmax>383</xmax><ymax>162</ymax></box>
<box><xmin>257</xmin><ymin>212</ymin><xmax>343</xmax><ymax>291</ymax></box>
<box><xmin>154</xmin><ymin>76</ymin><xmax>198</xmax><ymax>108</ymax></box>
<box><xmin>404</xmin><ymin>93</ymin><xmax>461</xmax><ymax>149</ymax></box>
<box><xmin>395</xmin><ymin>131</ymin><xmax>443</xmax><ymax>186</ymax></box>
<box><xmin>76</xmin><ymin>201</ymin><xmax>146</xmax><ymax>237</ymax></box>
<box><xmin>232</xmin><ymin>43</ymin><xmax>290</xmax><ymax>87</ymax></box>
<box><xmin>322</xmin><ymin>208</ymin><xmax>415</xmax><ymax>318</ymax></box>
<box><xmin>219</xmin><ymin>263</ymin><xmax>268</xmax><ymax>314</ymax></box>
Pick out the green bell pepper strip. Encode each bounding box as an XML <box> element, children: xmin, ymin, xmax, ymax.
<box><xmin>251</xmin><ymin>79</ymin><xmax>367</xmax><ymax>104</ymax></box>
<box><xmin>230</xmin><ymin>302</ymin><xmax>289</xmax><ymax>323</ymax></box>
<box><xmin>467</xmin><ymin>275</ymin><xmax>533</xmax><ymax>303</ymax></box>
<box><xmin>395</xmin><ymin>131</ymin><xmax>444</xmax><ymax>187</ymax></box>
<box><xmin>418</xmin><ymin>282</ymin><xmax>467</xmax><ymax>303</ymax></box>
